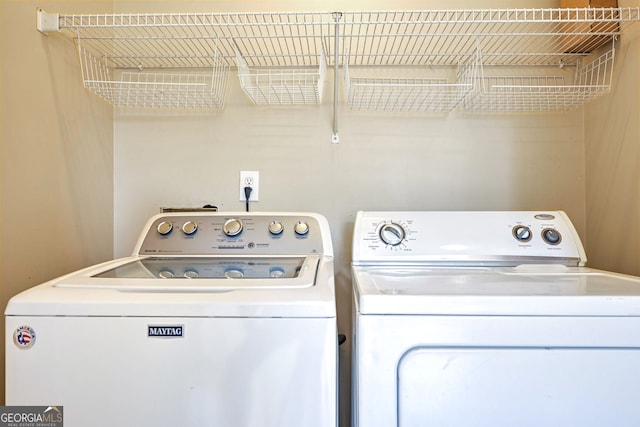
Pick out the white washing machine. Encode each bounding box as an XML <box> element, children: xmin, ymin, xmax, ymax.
<box><xmin>6</xmin><ymin>212</ymin><xmax>337</xmax><ymax>427</ymax></box>
<box><xmin>351</xmin><ymin>211</ymin><xmax>640</xmax><ymax>427</ymax></box>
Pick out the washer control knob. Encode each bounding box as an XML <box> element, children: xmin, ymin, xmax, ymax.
<box><xmin>184</xmin><ymin>270</ymin><xmax>199</xmax><ymax>279</ymax></box>
<box><xmin>512</xmin><ymin>225</ymin><xmax>532</xmax><ymax>242</ymax></box>
<box><xmin>225</xmin><ymin>269</ymin><xmax>244</xmax><ymax>279</ymax></box>
<box><xmin>223</xmin><ymin>218</ymin><xmax>243</xmax><ymax>236</ymax></box>
<box><xmin>268</xmin><ymin>221</ymin><xmax>284</xmax><ymax>235</ymax></box>
<box><xmin>542</xmin><ymin>228</ymin><xmax>562</xmax><ymax>245</ymax></box>
<box><xmin>379</xmin><ymin>223</ymin><xmax>406</xmax><ymax>246</ymax></box>
<box><xmin>182</xmin><ymin>221</ymin><xmax>198</xmax><ymax>235</ymax></box>
<box><xmin>270</xmin><ymin>268</ymin><xmax>285</xmax><ymax>278</ymax></box>
<box><xmin>294</xmin><ymin>221</ymin><xmax>310</xmax><ymax>236</ymax></box>
<box><xmin>158</xmin><ymin>270</ymin><xmax>175</xmax><ymax>279</ymax></box>
<box><xmin>157</xmin><ymin>221</ymin><xmax>173</xmax><ymax>236</ymax></box>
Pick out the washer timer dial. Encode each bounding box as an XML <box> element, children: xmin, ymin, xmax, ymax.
<box><xmin>222</xmin><ymin>218</ymin><xmax>244</xmax><ymax>237</ymax></box>
<box><xmin>379</xmin><ymin>222</ymin><xmax>406</xmax><ymax>246</ymax></box>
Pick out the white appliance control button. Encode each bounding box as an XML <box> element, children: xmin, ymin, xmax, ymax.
<box><xmin>184</xmin><ymin>270</ymin><xmax>199</xmax><ymax>279</ymax></box>
<box><xmin>512</xmin><ymin>225</ymin><xmax>532</xmax><ymax>242</ymax></box>
<box><xmin>157</xmin><ymin>221</ymin><xmax>173</xmax><ymax>235</ymax></box>
<box><xmin>379</xmin><ymin>223</ymin><xmax>406</xmax><ymax>246</ymax></box>
<box><xmin>158</xmin><ymin>270</ymin><xmax>175</xmax><ymax>279</ymax></box>
<box><xmin>182</xmin><ymin>221</ymin><xmax>198</xmax><ymax>235</ymax></box>
<box><xmin>225</xmin><ymin>269</ymin><xmax>244</xmax><ymax>279</ymax></box>
<box><xmin>222</xmin><ymin>218</ymin><xmax>243</xmax><ymax>236</ymax></box>
<box><xmin>294</xmin><ymin>221</ymin><xmax>310</xmax><ymax>235</ymax></box>
<box><xmin>270</xmin><ymin>268</ymin><xmax>285</xmax><ymax>278</ymax></box>
<box><xmin>542</xmin><ymin>228</ymin><xmax>562</xmax><ymax>245</ymax></box>
<box><xmin>268</xmin><ymin>221</ymin><xmax>284</xmax><ymax>235</ymax></box>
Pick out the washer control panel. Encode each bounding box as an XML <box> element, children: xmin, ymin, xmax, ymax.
<box><xmin>352</xmin><ymin>211</ymin><xmax>586</xmax><ymax>266</ymax></box>
<box><xmin>135</xmin><ymin>213</ymin><xmax>327</xmax><ymax>256</ymax></box>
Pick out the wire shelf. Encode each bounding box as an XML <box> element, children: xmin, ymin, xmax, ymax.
<box><xmin>78</xmin><ymin>42</ymin><xmax>229</xmax><ymax>109</ymax></box>
<box><xmin>344</xmin><ymin>58</ymin><xmax>476</xmax><ymax>113</ymax></box>
<box><xmin>236</xmin><ymin>47</ymin><xmax>327</xmax><ymax>105</ymax></box>
<box><xmin>463</xmin><ymin>45</ymin><xmax>614</xmax><ymax>113</ymax></box>
<box><xmin>60</xmin><ymin>12</ymin><xmax>332</xmax><ymax>68</ymax></box>
<box><xmin>39</xmin><ymin>8</ymin><xmax>640</xmax><ymax>112</ymax></box>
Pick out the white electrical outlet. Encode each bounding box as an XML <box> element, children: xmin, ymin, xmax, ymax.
<box><xmin>239</xmin><ymin>171</ymin><xmax>259</xmax><ymax>201</ymax></box>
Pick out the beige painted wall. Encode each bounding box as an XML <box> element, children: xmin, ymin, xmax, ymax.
<box><xmin>585</xmin><ymin>0</ymin><xmax>640</xmax><ymax>276</ymax></box>
<box><xmin>0</xmin><ymin>0</ymin><xmax>114</xmax><ymax>404</ymax></box>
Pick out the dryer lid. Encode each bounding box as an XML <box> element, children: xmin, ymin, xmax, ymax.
<box><xmin>353</xmin><ymin>265</ymin><xmax>640</xmax><ymax>316</ymax></box>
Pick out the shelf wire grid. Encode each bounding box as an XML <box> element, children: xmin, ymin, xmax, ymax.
<box><xmin>78</xmin><ymin>40</ymin><xmax>229</xmax><ymax>109</ymax></box>
<box><xmin>60</xmin><ymin>12</ymin><xmax>333</xmax><ymax>68</ymax></box>
<box><xmin>339</xmin><ymin>8</ymin><xmax>630</xmax><ymax>67</ymax></box>
<box><xmin>463</xmin><ymin>44</ymin><xmax>615</xmax><ymax>113</ymax></box>
<box><xmin>53</xmin><ymin>8</ymin><xmax>640</xmax><ymax>111</ymax></box>
<box><xmin>344</xmin><ymin>58</ymin><xmax>476</xmax><ymax>113</ymax></box>
<box><xmin>236</xmin><ymin>45</ymin><xmax>327</xmax><ymax>104</ymax></box>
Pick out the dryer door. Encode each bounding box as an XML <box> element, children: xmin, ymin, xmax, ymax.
<box><xmin>398</xmin><ymin>346</ymin><xmax>640</xmax><ymax>427</ymax></box>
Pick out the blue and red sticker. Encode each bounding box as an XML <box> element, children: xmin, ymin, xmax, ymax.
<box><xmin>14</xmin><ymin>325</ymin><xmax>36</xmax><ymax>349</ymax></box>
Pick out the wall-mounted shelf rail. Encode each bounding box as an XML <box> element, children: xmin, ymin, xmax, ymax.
<box><xmin>37</xmin><ymin>8</ymin><xmax>640</xmax><ymax>114</ymax></box>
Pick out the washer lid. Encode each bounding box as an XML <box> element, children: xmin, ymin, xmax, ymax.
<box><xmin>91</xmin><ymin>256</ymin><xmax>308</xmax><ymax>281</ymax></box>
<box><xmin>353</xmin><ymin>265</ymin><xmax>640</xmax><ymax>316</ymax></box>
<box><xmin>5</xmin><ymin>255</ymin><xmax>336</xmax><ymax>318</ymax></box>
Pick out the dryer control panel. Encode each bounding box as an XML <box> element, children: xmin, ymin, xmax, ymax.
<box><xmin>352</xmin><ymin>211</ymin><xmax>586</xmax><ymax>266</ymax></box>
<box><xmin>134</xmin><ymin>212</ymin><xmax>332</xmax><ymax>256</ymax></box>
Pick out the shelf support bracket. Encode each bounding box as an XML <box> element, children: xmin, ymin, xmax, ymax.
<box><xmin>37</xmin><ymin>9</ymin><xmax>60</xmax><ymax>34</ymax></box>
<box><xmin>331</xmin><ymin>12</ymin><xmax>342</xmax><ymax>144</ymax></box>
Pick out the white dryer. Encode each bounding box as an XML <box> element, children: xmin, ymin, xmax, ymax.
<box><xmin>6</xmin><ymin>212</ymin><xmax>337</xmax><ymax>427</ymax></box>
<box><xmin>352</xmin><ymin>211</ymin><xmax>640</xmax><ymax>427</ymax></box>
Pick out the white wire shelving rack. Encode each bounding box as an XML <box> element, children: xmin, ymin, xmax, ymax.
<box><xmin>39</xmin><ymin>11</ymin><xmax>333</xmax><ymax>109</ymax></box>
<box><xmin>344</xmin><ymin>58</ymin><xmax>476</xmax><ymax>113</ymax></box>
<box><xmin>339</xmin><ymin>8</ymin><xmax>632</xmax><ymax>114</ymax></box>
<box><xmin>78</xmin><ymin>43</ymin><xmax>229</xmax><ymax>109</ymax></box>
<box><xmin>463</xmin><ymin>46</ymin><xmax>615</xmax><ymax>113</ymax></box>
<box><xmin>37</xmin><ymin>8</ymin><xmax>640</xmax><ymax>114</ymax></box>
<box><xmin>236</xmin><ymin>46</ymin><xmax>327</xmax><ymax>105</ymax></box>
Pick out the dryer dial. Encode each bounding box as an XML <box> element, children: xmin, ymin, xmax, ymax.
<box><xmin>512</xmin><ymin>225</ymin><xmax>532</xmax><ymax>242</ymax></box>
<box><xmin>379</xmin><ymin>223</ymin><xmax>406</xmax><ymax>246</ymax></box>
<box><xmin>542</xmin><ymin>228</ymin><xmax>562</xmax><ymax>245</ymax></box>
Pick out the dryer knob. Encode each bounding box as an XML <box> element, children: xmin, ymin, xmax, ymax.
<box><xmin>294</xmin><ymin>221</ymin><xmax>310</xmax><ymax>235</ymax></box>
<box><xmin>379</xmin><ymin>223</ymin><xmax>406</xmax><ymax>246</ymax></box>
<box><xmin>542</xmin><ymin>228</ymin><xmax>562</xmax><ymax>245</ymax></box>
<box><xmin>512</xmin><ymin>225</ymin><xmax>532</xmax><ymax>242</ymax></box>
<box><xmin>223</xmin><ymin>218</ymin><xmax>244</xmax><ymax>236</ymax></box>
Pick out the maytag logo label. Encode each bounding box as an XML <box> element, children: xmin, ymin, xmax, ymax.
<box><xmin>0</xmin><ymin>406</ymin><xmax>63</xmax><ymax>427</ymax></box>
<box><xmin>148</xmin><ymin>325</ymin><xmax>184</xmax><ymax>338</ymax></box>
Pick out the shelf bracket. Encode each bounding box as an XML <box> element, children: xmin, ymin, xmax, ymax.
<box><xmin>332</xmin><ymin>12</ymin><xmax>342</xmax><ymax>144</ymax></box>
<box><xmin>37</xmin><ymin>9</ymin><xmax>60</xmax><ymax>34</ymax></box>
